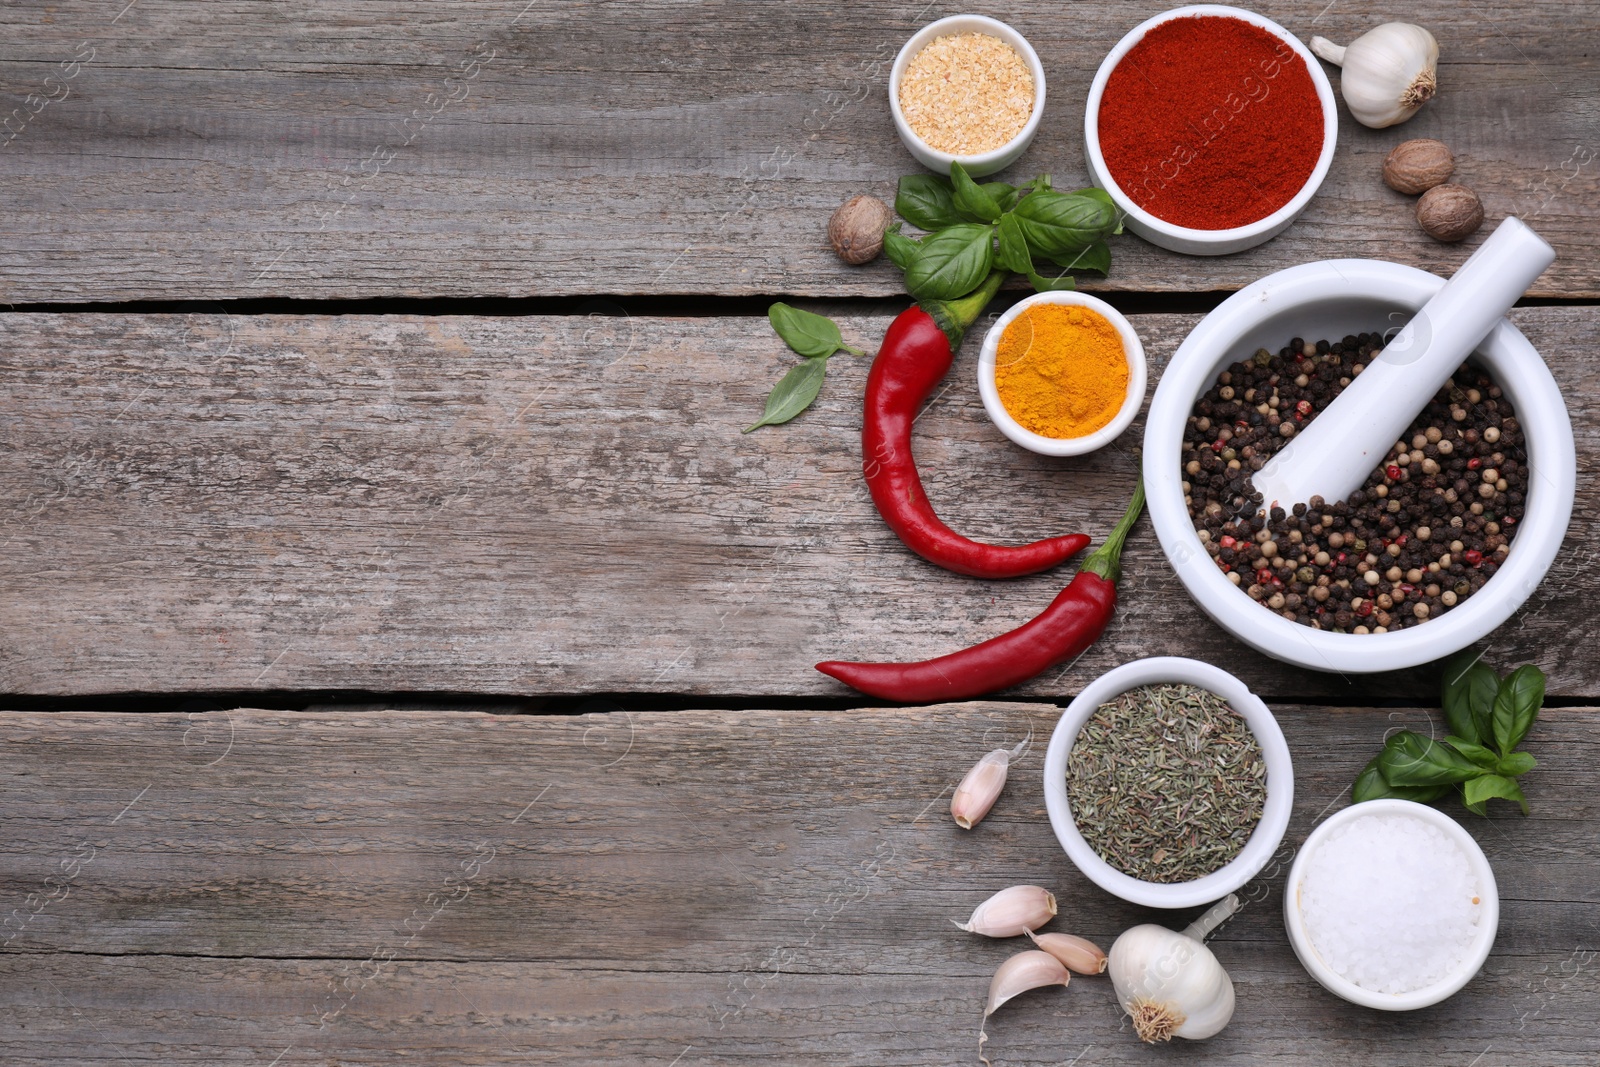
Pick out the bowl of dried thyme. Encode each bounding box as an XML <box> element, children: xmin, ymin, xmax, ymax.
<box><xmin>1043</xmin><ymin>656</ymin><xmax>1294</xmax><ymax>909</ymax></box>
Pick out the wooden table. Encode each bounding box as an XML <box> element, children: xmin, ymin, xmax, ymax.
<box><xmin>2</xmin><ymin>2</ymin><xmax>1596</xmax><ymax>1063</ymax></box>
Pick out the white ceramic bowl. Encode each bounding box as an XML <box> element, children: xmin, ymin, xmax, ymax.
<box><xmin>1043</xmin><ymin>657</ymin><xmax>1294</xmax><ymax>909</ymax></box>
<box><xmin>977</xmin><ymin>291</ymin><xmax>1147</xmax><ymax>456</ymax></box>
<box><xmin>1083</xmin><ymin>5</ymin><xmax>1338</xmax><ymax>255</ymax></box>
<box><xmin>1141</xmin><ymin>259</ymin><xmax>1576</xmax><ymax>674</ymax></box>
<box><xmin>1284</xmin><ymin>799</ymin><xmax>1499</xmax><ymax>1010</ymax></box>
<box><xmin>889</xmin><ymin>15</ymin><xmax>1046</xmax><ymax>178</ymax></box>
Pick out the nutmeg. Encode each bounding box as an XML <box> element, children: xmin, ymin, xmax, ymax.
<box><xmin>828</xmin><ymin>195</ymin><xmax>891</xmax><ymax>265</ymax></box>
<box><xmin>1416</xmin><ymin>183</ymin><xmax>1484</xmax><ymax>242</ymax></box>
<box><xmin>1383</xmin><ymin>138</ymin><xmax>1454</xmax><ymax>194</ymax></box>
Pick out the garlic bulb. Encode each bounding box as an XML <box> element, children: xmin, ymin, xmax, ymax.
<box><xmin>1311</xmin><ymin>23</ymin><xmax>1439</xmax><ymax>128</ymax></box>
<box><xmin>1107</xmin><ymin>895</ymin><xmax>1238</xmax><ymax>1042</ymax></box>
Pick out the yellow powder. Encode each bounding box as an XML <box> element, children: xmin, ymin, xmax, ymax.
<box><xmin>994</xmin><ymin>304</ymin><xmax>1128</xmax><ymax>439</ymax></box>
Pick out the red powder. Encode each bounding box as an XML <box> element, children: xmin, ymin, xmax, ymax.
<box><xmin>1096</xmin><ymin>15</ymin><xmax>1324</xmax><ymax>230</ymax></box>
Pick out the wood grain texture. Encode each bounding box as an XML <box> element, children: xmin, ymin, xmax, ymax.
<box><xmin>2</xmin><ymin>306</ymin><xmax>1595</xmax><ymax>701</ymax></box>
<box><xmin>1</xmin><ymin>0</ymin><xmax>1596</xmax><ymax>301</ymax></box>
<box><xmin>0</xmin><ymin>704</ymin><xmax>1595</xmax><ymax>1065</ymax></box>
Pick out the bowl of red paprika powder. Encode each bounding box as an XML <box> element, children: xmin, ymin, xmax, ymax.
<box><xmin>1084</xmin><ymin>5</ymin><xmax>1338</xmax><ymax>255</ymax></box>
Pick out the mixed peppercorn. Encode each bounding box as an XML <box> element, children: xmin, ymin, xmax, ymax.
<box><xmin>1182</xmin><ymin>333</ymin><xmax>1526</xmax><ymax>633</ymax></box>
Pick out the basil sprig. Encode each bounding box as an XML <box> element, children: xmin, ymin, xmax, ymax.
<box><xmin>1352</xmin><ymin>653</ymin><xmax>1545</xmax><ymax>815</ymax></box>
<box><xmin>745</xmin><ymin>304</ymin><xmax>864</xmax><ymax>433</ymax></box>
<box><xmin>888</xmin><ymin>163</ymin><xmax>1123</xmax><ymax>301</ymax></box>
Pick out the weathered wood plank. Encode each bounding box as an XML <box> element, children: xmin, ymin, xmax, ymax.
<box><xmin>1</xmin><ymin>0</ymin><xmax>1596</xmax><ymax>301</ymax></box>
<box><xmin>2</xmin><ymin>307</ymin><xmax>1594</xmax><ymax>700</ymax></box>
<box><xmin>0</xmin><ymin>704</ymin><xmax>1594</xmax><ymax>1065</ymax></box>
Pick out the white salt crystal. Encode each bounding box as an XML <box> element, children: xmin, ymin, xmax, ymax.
<box><xmin>1296</xmin><ymin>812</ymin><xmax>1482</xmax><ymax>994</ymax></box>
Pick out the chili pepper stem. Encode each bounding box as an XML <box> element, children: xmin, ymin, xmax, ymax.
<box><xmin>922</xmin><ymin>269</ymin><xmax>1008</xmax><ymax>352</ymax></box>
<box><xmin>1079</xmin><ymin>478</ymin><xmax>1145</xmax><ymax>585</ymax></box>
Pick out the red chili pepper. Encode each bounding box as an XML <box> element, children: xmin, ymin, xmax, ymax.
<box><xmin>862</xmin><ymin>272</ymin><xmax>1089</xmax><ymax>578</ymax></box>
<box><xmin>815</xmin><ymin>482</ymin><xmax>1144</xmax><ymax>702</ymax></box>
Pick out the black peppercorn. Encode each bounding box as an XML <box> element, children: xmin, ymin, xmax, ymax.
<box><xmin>1180</xmin><ymin>341</ymin><xmax>1523</xmax><ymax>634</ymax></box>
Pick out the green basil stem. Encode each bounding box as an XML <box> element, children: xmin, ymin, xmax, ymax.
<box><xmin>1079</xmin><ymin>478</ymin><xmax>1146</xmax><ymax>584</ymax></box>
<box><xmin>921</xmin><ymin>269</ymin><xmax>1007</xmax><ymax>351</ymax></box>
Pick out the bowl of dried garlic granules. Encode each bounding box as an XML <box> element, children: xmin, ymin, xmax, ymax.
<box><xmin>890</xmin><ymin>15</ymin><xmax>1046</xmax><ymax>177</ymax></box>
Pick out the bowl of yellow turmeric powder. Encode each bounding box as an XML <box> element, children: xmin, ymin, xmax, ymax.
<box><xmin>978</xmin><ymin>292</ymin><xmax>1147</xmax><ymax>456</ymax></box>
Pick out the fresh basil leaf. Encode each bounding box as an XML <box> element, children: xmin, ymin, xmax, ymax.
<box><xmin>1049</xmin><ymin>240</ymin><xmax>1112</xmax><ymax>276</ymax></box>
<box><xmin>767</xmin><ymin>303</ymin><xmax>863</xmax><ymax>359</ymax></box>
<box><xmin>1377</xmin><ymin>730</ymin><xmax>1484</xmax><ymax>787</ymax></box>
<box><xmin>995</xmin><ymin>213</ymin><xmax>1032</xmax><ymax>275</ymax></box>
<box><xmin>1024</xmin><ymin>266</ymin><xmax>1076</xmax><ymax>293</ymax></box>
<box><xmin>903</xmin><ymin>223</ymin><xmax>995</xmax><ymax>302</ymax></box>
<box><xmin>743</xmin><ymin>357</ymin><xmax>830</xmax><ymax>433</ymax></box>
<box><xmin>1462</xmin><ymin>797</ymin><xmax>1488</xmax><ymax>817</ymax></box>
<box><xmin>1353</xmin><ymin>755</ymin><xmax>1450</xmax><ymax>803</ymax></box>
<box><xmin>950</xmin><ymin>161</ymin><xmax>1003</xmax><ymax>222</ymax></box>
<box><xmin>1027</xmin><ymin>174</ymin><xmax>1053</xmax><ymax>193</ymax></box>
<box><xmin>1462</xmin><ymin>773</ymin><xmax>1529</xmax><ymax>815</ymax></box>
<box><xmin>1012</xmin><ymin>191</ymin><xmax>1120</xmax><ymax>257</ymax></box>
<box><xmin>1444</xmin><ymin>736</ymin><xmax>1500</xmax><ymax>769</ymax></box>
<box><xmin>980</xmin><ymin>181</ymin><xmax>1020</xmax><ymax>213</ymax></box>
<box><xmin>1352</xmin><ymin>757</ymin><xmax>1390</xmax><ymax>803</ymax></box>
<box><xmin>895</xmin><ymin>174</ymin><xmax>962</xmax><ymax>231</ymax></box>
<box><xmin>1493</xmin><ymin>664</ymin><xmax>1545</xmax><ymax>756</ymax></box>
<box><xmin>1496</xmin><ymin>751</ymin><xmax>1538</xmax><ymax>777</ymax></box>
<box><xmin>882</xmin><ymin>222</ymin><xmax>921</xmax><ymax>272</ymax></box>
<box><xmin>1441</xmin><ymin>651</ymin><xmax>1499</xmax><ymax>745</ymax></box>
<box><xmin>1065</xmin><ymin>187</ymin><xmax>1124</xmax><ymax>234</ymax></box>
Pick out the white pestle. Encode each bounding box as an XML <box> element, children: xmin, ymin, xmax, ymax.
<box><xmin>1250</xmin><ymin>217</ymin><xmax>1555</xmax><ymax>514</ymax></box>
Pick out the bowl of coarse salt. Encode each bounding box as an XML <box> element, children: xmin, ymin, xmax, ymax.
<box><xmin>1284</xmin><ymin>799</ymin><xmax>1498</xmax><ymax>1010</ymax></box>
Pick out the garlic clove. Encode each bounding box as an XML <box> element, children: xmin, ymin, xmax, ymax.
<box><xmin>1025</xmin><ymin>930</ymin><xmax>1108</xmax><ymax>974</ymax></box>
<box><xmin>951</xmin><ymin>748</ymin><xmax>1011</xmax><ymax>829</ymax></box>
<box><xmin>1311</xmin><ymin>23</ymin><xmax>1439</xmax><ymax>128</ymax></box>
<box><xmin>978</xmin><ymin>950</ymin><xmax>1070</xmax><ymax>1065</ymax></box>
<box><xmin>954</xmin><ymin>885</ymin><xmax>1057</xmax><ymax>937</ymax></box>
<box><xmin>984</xmin><ymin>949</ymin><xmax>1071</xmax><ymax>1016</ymax></box>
